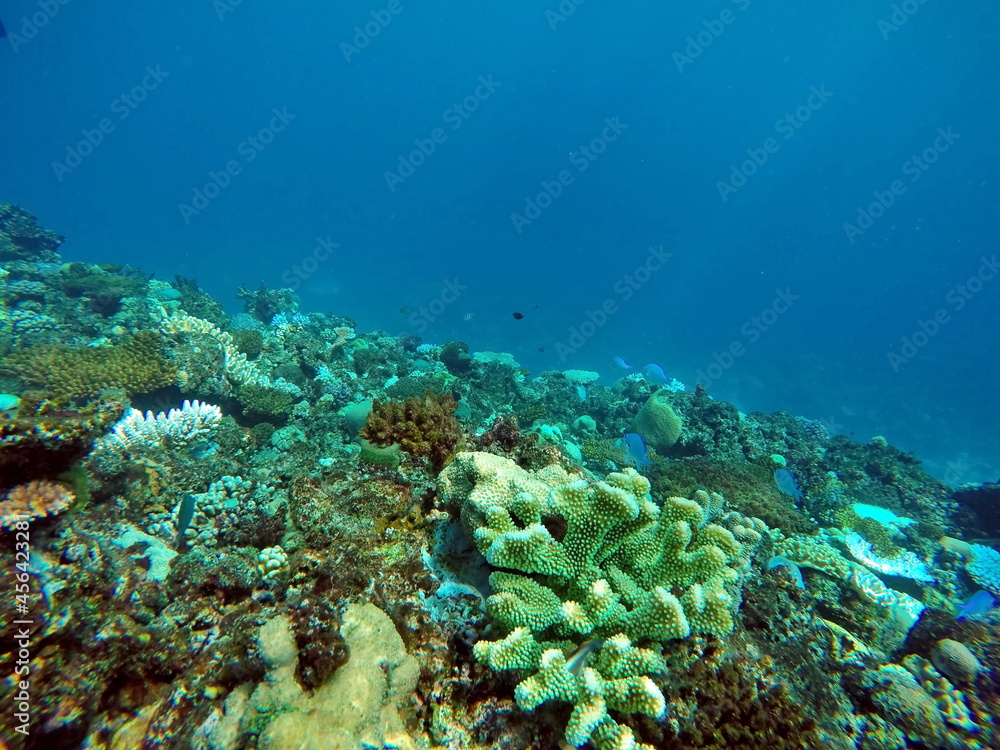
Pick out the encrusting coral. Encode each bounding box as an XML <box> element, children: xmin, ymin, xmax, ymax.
<box><xmin>439</xmin><ymin>451</ymin><xmax>767</xmax><ymax>750</ymax></box>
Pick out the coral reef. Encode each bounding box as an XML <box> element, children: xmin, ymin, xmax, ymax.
<box><xmin>0</xmin><ymin>203</ymin><xmax>63</xmax><ymax>261</ymax></box>
<box><xmin>3</xmin><ymin>206</ymin><xmax>999</xmax><ymax>750</ymax></box>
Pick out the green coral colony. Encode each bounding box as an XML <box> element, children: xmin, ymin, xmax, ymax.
<box><xmin>1</xmin><ymin>203</ymin><xmax>998</xmax><ymax>749</ymax></box>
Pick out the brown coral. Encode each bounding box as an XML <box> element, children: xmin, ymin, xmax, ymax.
<box><xmin>0</xmin><ymin>480</ymin><xmax>75</xmax><ymax>528</ymax></box>
<box><xmin>646</xmin><ymin>655</ymin><xmax>820</xmax><ymax>749</ymax></box>
<box><xmin>361</xmin><ymin>392</ymin><xmax>461</xmax><ymax>471</ymax></box>
<box><xmin>0</xmin><ymin>330</ymin><xmax>176</xmax><ymax>398</ymax></box>
<box><xmin>0</xmin><ymin>390</ymin><xmax>126</xmax><ymax>491</ymax></box>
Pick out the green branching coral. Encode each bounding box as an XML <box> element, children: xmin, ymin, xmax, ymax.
<box><xmin>0</xmin><ymin>331</ymin><xmax>176</xmax><ymax>398</ymax></box>
<box><xmin>362</xmin><ymin>392</ymin><xmax>461</xmax><ymax>471</ymax></box>
<box><xmin>439</xmin><ymin>452</ymin><xmax>768</xmax><ymax>749</ymax></box>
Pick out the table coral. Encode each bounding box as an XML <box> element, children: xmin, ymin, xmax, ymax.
<box><xmin>0</xmin><ymin>330</ymin><xmax>176</xmax><ymax>397</ymax></box>
<box><xmin>0</xmin><ymin>390</ymin><xmax>126</xmax><ymax>490</ymax></box>
<box><xmin>0</xmin><ymin>479</ymin><xmax>75</xmax><ymax>528</ymax></box>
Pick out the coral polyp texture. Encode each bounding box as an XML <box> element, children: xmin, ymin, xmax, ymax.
<box><xmin>441</xmin><ymin>451</ymin><xmax>767</xmax><ymax>749</ymax></box>
<box><xmin>2</xmin><ymin>205</ymin><xmax>999</xmax><ymax>750</ymax></box>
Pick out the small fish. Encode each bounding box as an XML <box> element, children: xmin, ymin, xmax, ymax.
<box><xmin>622</xmin><ymin>432</ymin><xmax>652</xmax><ymax>472</ymax></box>
<box><xmin>566</xmin><ymin>638</ymin><xmax>604</xmax><ymax>676</ymax></box>
<box><xmin>774</xmin><ymin>468</ymin><xmax>803</xmax><ymax>502</ymax></box>
<box><xmin>641</xmin><ymin>364</ymin><xmax>670</xmax><ymax>385</ymax></box>
<box><xmin>512</xmin><ymin>311</ymin><xmax>524</xmax><ymax>320</ymax></box>
<box><xmin>399</xmin><ymin>306</ymin><xmax>412</xmax><ymax>315</ymax></box>
<box><xmin>463</xmin><ymin>312</ymin><xmax>474</xmax><ymax>321</ymax></box>
<box><xmin>956</xmin><ymin>590</ymin><xmax>997</xmax><ymax>621</ymax></box>
<box><xmin>766</xmin><ymin>556</ymin><xmax>805</xmax><ymax>589</ymax></box>
<box><xmin>609</xmin><ymin>355</ymin><xmax>633</xmax><ymax>371</ymax></box>
<box><xmin>174</xmin><ymin>493</ymin><xmax>197</xmax><ymax>550</ymax></box>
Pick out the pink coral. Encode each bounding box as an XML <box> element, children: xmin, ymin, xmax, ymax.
<box><xmin>0</xmin><ymin>480</ymin><xmax>75</xmax><ymax>528</ymax></box>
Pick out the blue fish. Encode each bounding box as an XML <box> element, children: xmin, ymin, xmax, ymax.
<box><xmin>774</xmin><ymin>468</ymin><xmax>803</xmax><ymax>502</ymax></box>
<box><xmin>609</xmin><ymin>356</ymin><xmax>634</xmax><ymax>371</ymax></box>
<box><xmin>622</xmin><ymin>432</ymin><xmax>652</xmax><ymax>472</ymax></box>
<box><xmin>766</xmin><ymin>556</ymin><xmax>805</xmax><ymax>589</ymax></box>
<box><xmin>641</xmin><ymin>364</ymin><xmax>670</xmax><ymax>385</ymax></box>
<box><xmin>956</xmin><ymin>590</ymin><xmax>997</xmax><ymax>621</ymax></box>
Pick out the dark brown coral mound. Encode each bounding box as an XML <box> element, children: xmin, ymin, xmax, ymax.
<box><xmin>639</xmin><ymin>651</ymin><xmax>820</xmax><ymax>750</ymax></box>
<box><xmin>361</xmin><ymin>392</ymin><xmax>461</xmax><ymax>471</ymax></box>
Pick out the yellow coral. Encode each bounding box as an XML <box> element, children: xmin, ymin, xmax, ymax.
<box><xmin>0</xmin><ymin>331</ymin><xmax>176</xmax><ymax>397</ymax></box>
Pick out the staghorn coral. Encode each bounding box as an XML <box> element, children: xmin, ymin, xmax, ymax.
<box><xmin>0</xmin><ymin>479</ymin><xmax>75</xmax><ymax>528</ymax></box>
<box><xmin>0</xmin><ymin>330</ymin><xmax>176</xmax><ymax>398</ymax></box>
<box><xmin>362</xmin><ymin>391</ymin><xmax>461</xmax><ymax>471</ymax></box>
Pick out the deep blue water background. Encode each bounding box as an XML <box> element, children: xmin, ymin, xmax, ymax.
<box><xmin>2</xmin><ymin>1</ymin><xmax>998</xmax><ymax>484</ymax></box>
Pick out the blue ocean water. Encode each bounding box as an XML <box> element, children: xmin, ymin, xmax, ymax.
<box><xmin>2</xmin><ymin>0</ymin><xmax>998</xmax><ymax>484</ymax></box>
